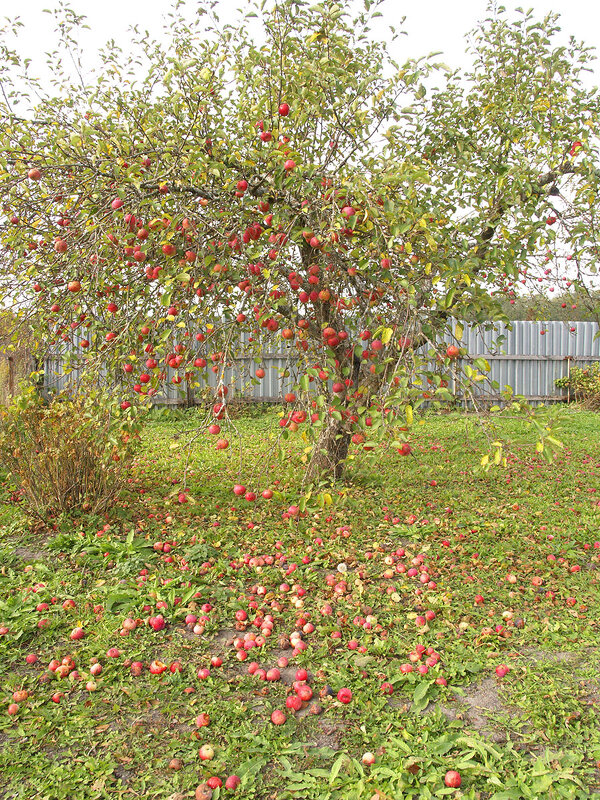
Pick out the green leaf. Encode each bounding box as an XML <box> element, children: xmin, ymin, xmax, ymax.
<box><xmin>412</xmin><ymin>680</ymin><xmax>433</xmax><ymax>711</ymax></box>
<box><xmin>329</xmin><ymin>754</ymin><xmax>346</xmax><ymax>784</ymax></box>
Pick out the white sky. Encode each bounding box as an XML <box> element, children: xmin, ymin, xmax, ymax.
<box><xmin>6</xmin><ymin>0</ymin><xmax>600</xmax><ymax>86</ymax></box>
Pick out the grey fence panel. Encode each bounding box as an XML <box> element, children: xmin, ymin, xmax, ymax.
<box><xmin>43</xmin><ymin>321</ymin><xmax>600</xmax><ymax>406</ymax></box>
<box><xmin>445</xmin><ymin>320</ymin><xmax>600</xmax><ymax>405</ymax></box>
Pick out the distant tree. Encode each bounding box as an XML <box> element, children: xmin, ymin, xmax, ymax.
<box><xmin>498</xmin><ymin>289</ymin><xmax>600</xmax><ymax>322</ymax></box>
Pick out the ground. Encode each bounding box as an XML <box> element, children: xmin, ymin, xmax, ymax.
<box><xmin>1</xmin><ymin>407</ymin><xmax>600</xmax><ymax>799</ymax></box>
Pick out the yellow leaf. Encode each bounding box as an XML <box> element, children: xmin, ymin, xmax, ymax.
<box><xmin>382</xmin><ymin>328</ymin><xmax>393</xmax><ymax>345</ymax></box>
<box><xmin>425</xmin><ymin>232</ymin><xmax>437</xmax><ymax>252</ymax></box>
<box><xmin>406</xmin><ymin>406</ymin><xmax>413</xmax><ymax>425</ymax></box>
<box><xmin>455</xmin><ymin>322</ymin><xmax>463</xmax><ymax>341</ymax></box>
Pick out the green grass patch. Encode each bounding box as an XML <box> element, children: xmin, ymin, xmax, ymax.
<box><xmin>1</xmin><ymin>407</ymin><xmax>600</xmax><ymax>798</ymax></box>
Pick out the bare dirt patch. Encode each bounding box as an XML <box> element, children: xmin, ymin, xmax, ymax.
<box><xmin>309</xmin><ymin>718</ymin><xmax>346</xmax><ymax>750</ymax></box>
<box><xmin>13</xmin><ymin>546</ymin><xmax>46</xmax><ymax>561</ymax></box>
<box><xmin>519</xmin><ymin>647</ymin><xmax>595</xmax><ymax>665</ymax></box>
<box><xmin>459</xmin><ymin>677</ymin><xmax>508</xmax><ymax>742</ymax></box>
<box><xmin>424</xmin><ymin>676</ymin><xmax>519</xmax><ymax>744</ymax></box>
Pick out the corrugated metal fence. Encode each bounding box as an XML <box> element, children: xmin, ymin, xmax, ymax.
<box><xmin>43</xmin><ymin>320</ymin><xmax>600</xmax><ymax>406</ymax></box>
<box><xmin>451</xmin><ymin>320</ymin><xmax>600</xmax><ymax>404</ymax></box>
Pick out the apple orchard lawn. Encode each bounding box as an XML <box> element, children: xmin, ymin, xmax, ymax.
<box><xmin>1</xmin><ymin>407</ymin><xmax>600</xmax><ymax>800</ymax></box>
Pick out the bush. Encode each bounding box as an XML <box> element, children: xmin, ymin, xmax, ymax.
<box><xmin>555</xmin><ymin>364</ymin><xmax>600</xmax><ymax>410</ymax></box>
<box><xmin>0</xmin><ymin>387</ymin><xmax>145</xmax><ymax>519</ymax></box>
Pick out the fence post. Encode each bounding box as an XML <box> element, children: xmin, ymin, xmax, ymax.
<box><xmin>7</xmin><ymin>356</ymin><xmax>13</xmax><ymax>398</ymax></box>
<box><xmin>185</xmin><ymin>382</ymin><xmax>195</xmax><ymax>408</ymax></box>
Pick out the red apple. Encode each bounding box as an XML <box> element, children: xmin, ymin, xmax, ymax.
<box><xmin>286</xmin><ymin>695</ymin><xmax>302</xmax><ymax>711</ymax></box>
<box><xmin>198</xmin><ymin>744</ymin><xmax>214</xmax><ymax>761</ymax></box>
<box><xmin>337</xmin><ymin>688</ymin><xmax>352</xmax><ymax>704</ymax></box>
<box><xmin>444</xmin><ymin>770</ymin><xmax>461</xmax><ymax>788</ymax></box>
<box><xmin>225</xmin><ymin>774</ymin><xmax>241</xmax><ymax>790</ymax></box>
<box><xmin>195</xmin><ymin>784</ymin><xmax>213</xmax><ymax>800</ymax></box>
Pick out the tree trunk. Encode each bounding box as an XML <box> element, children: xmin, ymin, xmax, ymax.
<box><xmin>306</xmin><ymin>415</ymin><xmax>351</xmax><ymax>483</ymax></box>
<box><xmin>305</xmin><ymin>352</ymin><xmax>363</xmax><ymax>483</ymax></box>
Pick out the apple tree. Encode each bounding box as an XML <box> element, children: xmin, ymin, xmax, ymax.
<box><xmin>0</xmin><ymin>0</ymin><xmax>598</xmax><ymax>494</ymax></box>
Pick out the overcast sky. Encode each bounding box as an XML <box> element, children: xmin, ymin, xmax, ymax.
<box><xmin>6</xmin><ymin>0</ymin><xmax>600</xmax><ymax>87</ymax></box>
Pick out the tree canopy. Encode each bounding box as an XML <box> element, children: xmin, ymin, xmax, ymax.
<box><xmin>0</xmin><ymin>0</ymin><xmax>598</xmax><ymax>487</ymax></box>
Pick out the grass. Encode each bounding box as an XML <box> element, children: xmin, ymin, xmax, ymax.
<box><xmin>1</xmin><ymin>406</ymin><xmax>600</xmax><ymax>799</ymax></box>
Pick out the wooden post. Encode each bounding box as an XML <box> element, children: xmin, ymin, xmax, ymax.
<box><xmin>185</xmin><ymin>382</ymin><xmax>195</xmax><ymax>408</ymax></box>
<box><xmin>7</xmin><ymin>356</ymin><xmax>14</xmax><ymax>398</ymax></box>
